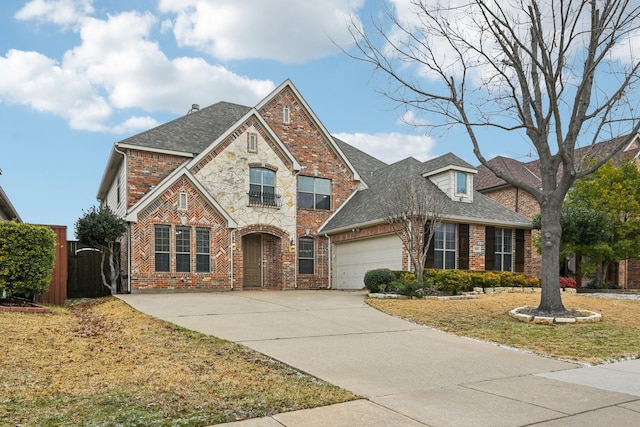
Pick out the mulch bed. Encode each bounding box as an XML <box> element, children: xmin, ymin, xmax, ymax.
<box><xmin>0</xmin><ymin>298</ymin><xmax>50</xmax><ymax>313</ymax></box>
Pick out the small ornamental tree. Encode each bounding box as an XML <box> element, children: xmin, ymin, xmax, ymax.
<box><xmin>75</xmin><ymin>206</ymin><xmax>127</xmax><ymax>295</ymax></box>
<box><xmin>0</xmin><ymin>221</ymin><xmax>56</xmax><ymax>299</ymax></box>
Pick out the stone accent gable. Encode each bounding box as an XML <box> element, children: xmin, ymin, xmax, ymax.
<box><xmin>127</xmin><ymin>149</ymin><xmax>189</xmax><ymax>208</ymax></box>
<box><xmin>190</xmin><ymin>116</ymin><xmax>294</xmax><ymax>175</ymax></box>
<box><xmin>193</xmin><ymin>123</ymin><xmax>297</xmax><ymax>236</ymax></box>
<box><xmin>258</xmin><ymin>87</ymin><xmax>358</xmax><ymax>213</ymax></box>
<box><xmin>130</xmin><ymin>176</ymin><xmax>231</xmax><ymax>292</ymax></box>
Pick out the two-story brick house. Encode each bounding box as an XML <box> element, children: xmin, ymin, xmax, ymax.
<box><xmin>97</xmin><ymin>80</ymin><xmax>533</xmax><ymax>292</ymax></box>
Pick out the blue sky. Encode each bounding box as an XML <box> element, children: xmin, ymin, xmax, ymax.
<box><xmin>2</xmin><ymin>0</ymin><xmax>611</xmax><ymax>235</ymax></box>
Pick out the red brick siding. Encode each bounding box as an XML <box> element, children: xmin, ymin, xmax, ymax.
<box><xmin>483</xmin><ymin>186</ymin><xmax>540</xmax><ymax>278</ymax></box>
<box><xmin>127</xmin><ymin>149</ymin><xmax>189</xmax><ymax>208</ymax></box>
<box><xmin>234</xmin><ymin>224</ymin><xmax>295</xmax><ymax>289</ymax></box>
<box><xmin>468</xmin><ymin>224</ymin><xmax>486</xmax><ymax>271</ymax></box>
<box><xmin>260</xmin><ymin>87</ymin><xmax>360</xmax><ymax>288</ymax></box>
<box><xmin>129</xmin><ymin>177</ymin><xmax>231</xmax><ymax>292</ymax></box>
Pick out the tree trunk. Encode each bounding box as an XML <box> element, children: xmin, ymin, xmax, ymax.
<box><xmin>538</xmin><ymin>201</ymin><xmax>566</xmax><ymax>313</ymax></box>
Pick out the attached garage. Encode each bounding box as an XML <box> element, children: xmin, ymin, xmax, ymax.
<box><xmin>333</xmin><ymin>234</ymin><xmax>403</xmax><ymax>290</ymax></box>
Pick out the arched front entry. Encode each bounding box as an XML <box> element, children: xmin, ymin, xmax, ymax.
<box><xmin>242</xmin><ymin>232</ymin><xmax>284</xmax><ymax>288</ymax></box>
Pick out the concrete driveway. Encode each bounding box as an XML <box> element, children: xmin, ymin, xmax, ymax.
<box><xmin>118</xmin><ymin>291</ymin><xmax>640</xmax><ymax>426</ymax></box>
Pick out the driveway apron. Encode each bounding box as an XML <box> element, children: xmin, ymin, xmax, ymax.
<box><xmin>118</xmin><ymin>291</ymin><xmax>640</xmax><ymax>426</ymax></box>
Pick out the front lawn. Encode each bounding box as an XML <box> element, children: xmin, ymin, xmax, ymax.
<box><xmin>367</xmin><ymin>293</ymin><xmax>640</xmax><ymax>365</ymax></box>
<box><xmin>1</xmin><ymin>298</ymin><xmax>355</xmax><ymax>426</ymax></box>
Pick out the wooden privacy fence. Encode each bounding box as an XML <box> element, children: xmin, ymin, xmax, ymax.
<box><xmin>36</xmin><ymin>225</ymin><xmax>68</xmax><ymax>306</ymax></box>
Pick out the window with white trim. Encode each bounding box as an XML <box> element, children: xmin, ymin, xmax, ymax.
<box><xmin>455</xmin><ymin>171</ymin><xmax>467</xmax><ymax>195</ymax></box>
<box><xmin>247</xmin><ymin>132</ymin><xmax>257</xmax><ymax>153</ymax></box>
<box><xmin>283</xmin><ymin>106</ymin><xmax>290</xmax><ymax>124</ymax></box>
<box><xmin>495</xmin><ymin>228</ymin><xmax>513</xmax><ymax>271</ymax></box>
<box><xmin>178</xmin><ymin>192</ymin><xmax>188</xmax><ymax>211</ymax></box>
<box><xmin>434</xmin><ymin>223</ymin><xmax>456</xmax><ymax>269</ymax></box>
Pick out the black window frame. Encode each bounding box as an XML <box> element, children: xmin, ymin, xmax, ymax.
<box><xmin>249</xmin><ymin>167</ymin><xmax>277</xmax><ymax>206</ymax></box>
<box><xmin>298</xmin><ymin>237</ymin><xmax>315</xmax><ymax>274</ymax></box>
<box><xmin>175</xmin><ymin>226</ymin><xmax>191</xmax><ymax>273</ymax></box>
<box><xmin>196</xmin><ymin>227</ymin><xmax>211</xmax><ymax>273</ymax></box>
<box><xmin>154</xmin><ymin>225</ymin><xmax>170</xmax><ymax>272</ymax></box>
<box><xmin>298</xmin><ymin>176</ymin><xmax>331</xmax><ymax>210</ymax></box>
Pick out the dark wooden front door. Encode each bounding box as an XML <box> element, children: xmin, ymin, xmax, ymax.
<box><xmin>243</xmin><ymin>234</ymin><xmax>262</xmax><ymax>287</ymax></box>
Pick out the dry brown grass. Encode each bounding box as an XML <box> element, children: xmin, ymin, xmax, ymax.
<box><xmin>367</xmin><ymin>293</ymin><xmax>640</xmax><ymax>365</ymax></box>
<box><xmin>0</xmin><ymin>298</ymin><xmax>355</xmax><ymax>426</ymax></box>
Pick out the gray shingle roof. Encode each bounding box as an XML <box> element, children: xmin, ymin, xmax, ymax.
<box><xmin>333</xmin><ymin>137</ymin><xmax>387</xmax><ymax>185</ymax></box>
<box><xmin>474</xmin><ymin>133</ymin><xmax>640</xmax><ymax>192</ymax></box>
<box><xmin>118</xmin><ymin>101</ymin><xmax>252</xmax><ymax>155</ymax></box>
<box><xmin>321</xmin><ymin>155</ymin><xmax>531</xmax><ymax>234</ymax></box>
<box><xmin>423</xmin><ymin>152</ymin><xmax>476</xmax><ymax>174</ymax></box>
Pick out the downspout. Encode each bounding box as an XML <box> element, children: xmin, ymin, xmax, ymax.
<box><xmin>325</xmin><ymin>233</ymin><xmax>332</xmax><ymax>289</ymax></box>
<box><xmin>230</xmin><ymin>229</ymin><xmax>235</xmax><ymax>290</ymax></box>
<box><xmin>113</xmin><ymin>145</ymin><xmax>131</xmax><ymax>293</ymax></box>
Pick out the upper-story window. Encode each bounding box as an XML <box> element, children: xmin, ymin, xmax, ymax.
<box><xmin>298</xmin><ymin>176</ymin><xmax>331</xmax><ymax>210</ymax></box>
<box><xmin>178</xmin><ymin>192</ymin><xmax>188</xmax><ymax>211</ymax></box>
<box><xmin>249</xmin><ymin>167</ymin><xmax>279</xmax><ymax>207</ymax></box>
<box><xmin>283</xmin><ymin>106</ymin><xmax>290</xmax><ymax>124</ymax></box>
<box><xmin>247</xmin><ymin>132</ymin><xmax>258</xmax><ymax>153</ymax></box>
<box><xmin>455</xmin><ymin>171</ymin><xmax>467</xmax><ymax>195</ymax></box>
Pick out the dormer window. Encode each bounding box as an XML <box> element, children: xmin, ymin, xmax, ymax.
<box><xmin>455</xmin><ymin>172</ymin><xmax>467</xmax><ymax>195</ymax></box>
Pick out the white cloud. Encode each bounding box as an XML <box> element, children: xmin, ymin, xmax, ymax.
<box><xmin>0</xmin><ymin>49</ymin><xmax>112</xmax><ymax>131</ymax></box>
<box><xmin>112</xmin><ymin>116</ymin><xmax>160</xmax><ymax>134</ymax></box>
<box><xmin>1</xmin><ymin>8</ymin><xmax>275</xmax><ymax>133</ymax></box>
<box><xmin>158</xmin><ymin>0</ymin><xmax>365</xmax><ymax>63</ymax></box>
<box><xmin>15</xmin><ymin>0</ymin><xmax>94</xmax><ymax>27</ymax></box>
<box><xmin>333</xmin><ymin>132</ymin><xmax>436</xmax><ymax>163</ymax></box>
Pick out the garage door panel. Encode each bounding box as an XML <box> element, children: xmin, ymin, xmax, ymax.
<box><xmin>334</xmin><ymin>235</ymin><xmax>403</xmax><ymax>290</ymax></box>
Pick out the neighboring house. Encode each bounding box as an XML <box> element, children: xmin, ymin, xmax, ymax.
<box><xmin>475</xmin><ymin>133</ymin><xmax>640</xmax><ymax>288</ymax></box>
<box><xmin>97</xmin><ymin>80</ymin><xmax>533</xmax><ymax>293</ymax></box>
<box><xmin>0</xmin><ymin>185</ymin><xmax>22</xmax><ymax>222</ymax></box>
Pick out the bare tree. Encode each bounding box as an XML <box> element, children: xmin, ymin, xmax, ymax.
<box><xmin>348</xmin><ymin>0</ymin><xmax>640</xmax><ymax>313</ymax></box>
<box><xmin>381</xmin><ymin>179</ymin><xmax>446</xmax><ymax>284</ymax></box>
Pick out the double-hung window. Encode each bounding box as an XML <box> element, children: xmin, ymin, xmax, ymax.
<box><xmin>196</xmin><ymin>228</ymin><xmax>211</xmax><ymax>272</ymax></box>
<box><xmin>175</xmin><ymin>226</ymin><xmax>191</xmax><ymax>272</ymax></box>
<box><xmin>298</xmin><ymin>237</ymin><xmax>314</xmax><ymax>274</ymax></box>
<box><xmin>456</xmin><ymin>172</ymin><xmax>467</xmax><ymax>195</ymax></box>
<box><xmin>298</xmin><ymin>176</ymin><xmax>331</xmax><ymax>210</ymax></box>
<box><xmin>154</xmin><ymin>225</ymin><xmax>170</xmax><ymax>272</ymax></box>
<box><xmin>495</xmin><ymin>228</ymin><xmax>513</xmax><ymax>271</ymax></box>
<box><xmin>249</xmin><ymin>167</ymin><xmax>276</xmax><ymax>207</ymax></box>
<box><xmin>434</xmin><ymin>223</ymin><xmax>456</xmax><ymax>269</ymax></box>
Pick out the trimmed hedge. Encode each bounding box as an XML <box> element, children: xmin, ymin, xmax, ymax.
<box><xmin>366</xmin><ymin>268</ymin><xmax>541</xmax><ymax>296</ymax></box>
<box><xmin>0</xmin><ymin>221</ymin><xmax>56</xmax><ymax>298</ymax></box>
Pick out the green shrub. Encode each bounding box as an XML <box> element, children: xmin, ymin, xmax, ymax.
<box><xmin>363</xmin><ymin>268</ymin><xmax>396</xmax><ymax>293</ymax></box>
<box><xmin>0</xmin><ymin>221</ymin><xmax>56</xmax><ymax>298</ymax></box>
<box><xmin>422</xmin><ymin>269</ymin><xmax>540</xmax><ymax>294</ymax></box>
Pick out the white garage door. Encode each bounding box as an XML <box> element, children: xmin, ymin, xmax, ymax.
<box><xmin>333</xmin><ymin>234</ymin><xmax>403</xmax><ymax>290</ymax></box>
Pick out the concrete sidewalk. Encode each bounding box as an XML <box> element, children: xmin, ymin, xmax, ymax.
<box><xmin>118</xmin><ymin>291</ymin><xmax>640</xmax><ymax>426</ymax></box>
